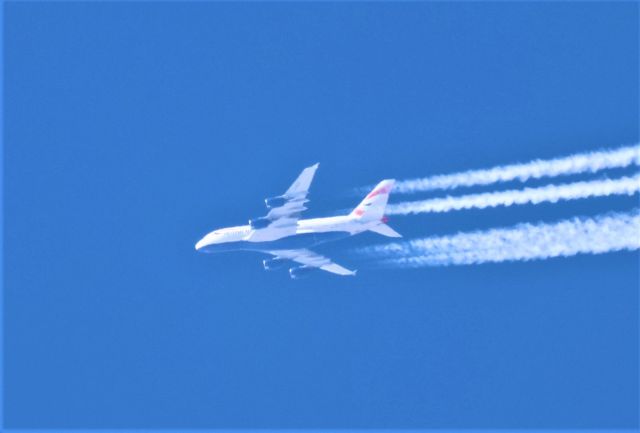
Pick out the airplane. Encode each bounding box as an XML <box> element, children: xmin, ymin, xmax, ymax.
<box><xmin>195</xmin><ymin>163</ymin><xmax>401</xmax><ymax>278</ymax></box>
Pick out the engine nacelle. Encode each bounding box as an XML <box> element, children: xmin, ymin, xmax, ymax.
<box><xmin>263</xmin><ymin>258</ymin><xmax>287</xmax><ymax>271</ymax></box>
<box><xmin>249</xmin><ymin>217</ymin><xmax>271</xmax><ymax>230</ymax></box>
<box><xmin>289</xmin><ymin>266</ymin><xmax>317</xmax><ymax>280</ymax></box>
<box><xmin>265</xmin><ymin>195</ymin><xmax>287</xmax><ymax>209</ymax></box>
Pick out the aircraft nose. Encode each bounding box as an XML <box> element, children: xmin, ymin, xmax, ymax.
<box><xmin>195</xmin><ymin>238</ymin><xmax>207</xmax><ymax>251</ymax></box>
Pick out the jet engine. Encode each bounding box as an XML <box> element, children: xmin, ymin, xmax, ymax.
<box><xmin>263</xmin><ymin>258</ymin><xmax>287</xmax><ymax>271</ymax></box>
<box><xmin>289</xmin><ymin>266</ymin><xmax>317</xmax><ymax>280</ymax></box>
<box><xmin>249</xmin><ymin>217</ymin><xmax>271</xmax><ymax>229</ymax></box>
<box><xmin>265</xmin><ymin>195</ymin><xmax>287</xmax><ymax>209</ymax></box>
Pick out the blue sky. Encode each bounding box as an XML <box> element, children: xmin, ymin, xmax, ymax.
<box><xmin>4</xmin><ymin>2</ymin><xmax>639</xmax><ymax>430</ymax></box>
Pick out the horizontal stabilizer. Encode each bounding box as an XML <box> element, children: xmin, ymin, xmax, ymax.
<box><xmin>369</xmin><ymin>223</ymin><xmax>402</xmax><ymax>238</ymax></box>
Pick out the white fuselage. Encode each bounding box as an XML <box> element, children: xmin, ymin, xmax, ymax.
<box><xmin>195</xmin><ymin>214</ymin><xmax>376</xmax><ymax>252</ymax></box>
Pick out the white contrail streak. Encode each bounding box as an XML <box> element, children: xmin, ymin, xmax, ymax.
<box><xmin>393</xmin><ymin>144</ymin><xmax>640</xmax><ymax>194</ymax></box>
<box><xmin>361</xmin><ymin>210</ymin><xmax>640</xmax><ymax>267</ymax></box>
<box><xmin>386</xmin><ymin>174</ymin><xmax>640</xmax><ymax>215</ymax></box>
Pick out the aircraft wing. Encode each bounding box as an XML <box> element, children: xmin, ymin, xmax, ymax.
<box><xmin>265</xmin><ymin>163</ymin><xmax>319</xmax><ymax>223</ymax></box>
<box><xmin>269</xmin><ymin>249</ymin><xmax>357</xmax><ymax>276</ymax></box>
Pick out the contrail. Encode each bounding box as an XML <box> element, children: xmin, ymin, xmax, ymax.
<box><xmin>386</xmin><ymin>174</ymin><xmax>640</xmax><ymax>215</ymax></box>
<box><xmin>393</xmin><ymin>143</ymin><xmax>640</xmax><ymax>194</ymax></box>
<box><xmin>360</xmin><ymin>210</ymin><xmax>640</xmax><ymax>267</ymax></box>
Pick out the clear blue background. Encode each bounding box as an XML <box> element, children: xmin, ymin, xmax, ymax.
<box><xmin>4</xmin><ymin>2</ymin><xmax>639</xmax><ymax>429</ymax></box>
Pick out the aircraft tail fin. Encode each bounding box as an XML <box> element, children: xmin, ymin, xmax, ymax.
<box><xmin>350</xmin><ymin>179</ymin><xmax>395</xmax><ymax>222</ymax></box>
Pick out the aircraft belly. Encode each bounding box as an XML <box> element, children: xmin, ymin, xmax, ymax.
<box><xmin>199</xmin><ymin>231</ymin><xmax>350</xmax><ymax>253</ymax></box>
<box><xmin>251</xmin><ymin>231</ymin><xmax>350</xmax><ymax>250</ymax></box>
